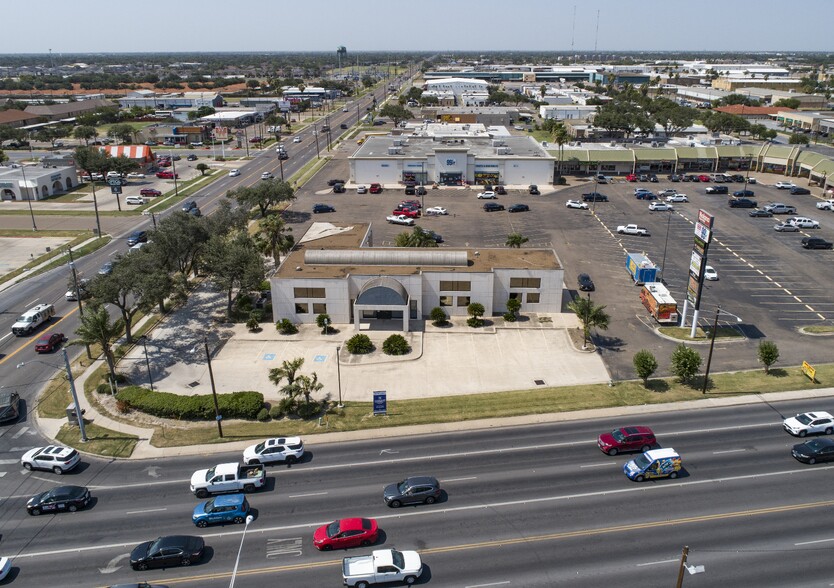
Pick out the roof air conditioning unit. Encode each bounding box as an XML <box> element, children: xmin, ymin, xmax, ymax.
<box><xmin>387</xmin><ymin>147</ymin><xmax>401</xmax><ymax>155</ymax></box>
<box><xmin>497</xmin><ymin>146</ymin><xmax>511</xmax><ymax>155</ymax></box>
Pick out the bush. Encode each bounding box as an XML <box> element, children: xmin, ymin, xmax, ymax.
<box><xmin>503</xmin><ymin>311</ymin><xmax>517</xmax><ymax>322</ymax></box>
<box><xmin>757</xmin><ymin>340</ymin><xmax>780</xmax><ymax>374</ymax></box>
<box><xmin>246</xmin><ymin>317</ymin><xmax>261</xmax><ymax>331</ymax></box>
<box><xmin>276</xmin><ymin>318</ymin><xmax>298</xmax><ymax>334</ymax></box>
<box><xmin>96</xmin><ymin>383</ymin><xmax>112</xmax><ymax>394</ymax></box>
<box><xmin>297</xmin><ymin>401</ymin><xmax>322</xmax><ymax>420</ymax></box>
<box><xmin>113</xmin><ymin>373</ymin><xmax>130</xmax><ymax>384</ymax></box>
<box><xmin>249</xmin><ymin>309</ymin><xmax>264</xmax><ymax>323</ymax></box>
<box><xmin>633</xmin><ymin>349</ymin><xmax>658</xmax><ymax>386</ymax></box>
<box><xmin>316</xmin><ymin>313</ymin><xmax>332</xmax><ymax>334</ymax></box>
<box><xmin>429</xmin><ymin>306</ymin><xmax>448</xmax><ymax>326</ymax></box>
<box><xmin>268</xmin><ymin>405</ymin><xmax>285</xmax><ymax>419</ymax></box>
<box><xmin>346</xmin><ymin>333</ymin><xmax>374</xmax><ymax>354</ymax></box>
<box><xmin>467</xmin><ymin>317</ymin><xmax>484</xmax><ymax>328</ymax></box>
<box><xmin>382</xmin><ymin>334</ymin><xmax>411</xmax><ymax>355</ymax></box>
<box><xmin>256</xmin><ymin>407</ymin><xmax>270</xmax><ymax>422</ymax></box>
<box><xmin>670</xmin><ymin>344</ymin><xmax>702</xmax><ymax>384</ymax></box>
<box><xmin>116</xmin><ymin>387</ymin><xmax>264</xmax><ymax>420</ymax></box>
<box><xmin>236</xmin><ymin>296</ymin><xmax>253</xmax><ymax>313</ymax></box>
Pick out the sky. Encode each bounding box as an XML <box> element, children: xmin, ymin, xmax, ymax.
<box><xmin>2</xmin><ymin>0</ymin><xmax>831</xmax><ymax>54</ymax></box>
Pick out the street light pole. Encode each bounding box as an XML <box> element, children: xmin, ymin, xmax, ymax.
<box><xmin>702</xmin><ymin>306</ymin><xmax>721</xmax><ymax>394</ymax></box>
<box><xmin>90</xmin><ymin>178</ymin><xmax>103</xmax><ymax>237</ymax></box>
<box><xmin>19</xmin><ymin>164</ymin><xmax>37</xmax><ymax>231</ymax></box>
<box><xmin>229</xmin><ymin>514</ymin><xmax>255</xmax><ymax>588</ymax></box>
<box><xmin>170</xmin><ymin>150</ymin><xmax>179</xmax><ymax>197</ymax></box>
<box><xmin>336</xmin><ymin>345</ymin><xmax>343</xmax><ymax>408</ymax></box>
<box><xmin>204</xmin><ymin>337</ymin><xmax>223</xmax><ymax>438</ymax></box>
<box><xmin>660</xmin><ymin>208</ymin><xmax>673</xmax><ymax>284</ymax></box>
<box><xmin>140</xmin><ymin>336</ymin><xmax>154</xmax><ymax>391</ymax></box>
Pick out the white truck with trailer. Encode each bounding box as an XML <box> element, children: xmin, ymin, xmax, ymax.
<box><xmin>342</xmin><ymin>549</ymin><xmax>423</xmax><ymax>587</ymax></box>
<box><xmin>190</xmin><ymin>462</ymin><xmax>266</xmax><ymax>498</ymax></box>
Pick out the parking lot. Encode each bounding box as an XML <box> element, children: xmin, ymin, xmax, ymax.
<box><xmin>287</xmin><ymin>158</ymin><xmax>834</xmax><ymax>379</ymax></box>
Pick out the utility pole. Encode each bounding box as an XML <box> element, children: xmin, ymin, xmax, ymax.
<box><xmin>204</xmin><ymin>337</ymin><xmax>223</xmax><ymax>438</ymax></box>
<box><xmin>675</xmin><ymin>545</ymin><xmax>689</xmax><ymax>588</ymax></box>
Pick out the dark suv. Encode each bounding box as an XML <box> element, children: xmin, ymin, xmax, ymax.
<box><xmin>801</xmin><ymin>237</ymin><xmax>833</xmax><ymax>250</ymax></box>
<box><xmin>0</xmin><ymin>390</ymin><xmax>20</xmax><ymax>424</ymax></box>
<box><xmin>582</xmin><ymin>192</ymin><xmax>609</xmax><ymax>202</ymax></box>
<box><xmin>383</xmin><ymin>476</ymin><xmax>441</xmax><ymax>508</ymax></box>
<box><xmin>729</xmin><ymin>198</ymin><xmax>757</xmax><ymax>208</ymax></box>
<box><xmin>127</xmin><ymin>231</ymin><xmax>148</xmax><ymax>246</ymax></box>
<box><xmin>483</xmin><ymin>202</ymin><xmax>505</xmax><ymax>212</ymax></box>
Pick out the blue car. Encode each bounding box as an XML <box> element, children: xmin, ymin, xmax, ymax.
<box><xmin>192</xmin><ymin>493</ymin><xmax>250</xmax><ymax>528</ymax></box>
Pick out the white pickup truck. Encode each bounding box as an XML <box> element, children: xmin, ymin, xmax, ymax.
<box><xmin>11</xmin><ymin>303</ymin><xmax>55</xmax><ymax>336</ymax></box>
<box><xmin>342</xmin><ymin>549</ymin><xmax>423</xmax><ymax>588</ymax></box>
<box><xmin>190</xmin><ymin>462</ymin><xmax>265</xmax><ymax>498</ymax></box>
<box><xmin>617</xmin><ymin>224</ymin><xmax>650</xmax><ymax>236</ymax></box>
<box><xmin>386</xmin><ymin>214</ymin><xmax>415</xmax><ymax>226</ymax></box>
<box><xmin>816</xmin><ymin>199</ymin><xmax>834</xmax><ymax>211</ymax></box>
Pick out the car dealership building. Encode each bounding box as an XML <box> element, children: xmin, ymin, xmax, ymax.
<box><xmin>269</xmin><ymin>223</ymin><xmax>564</xmax><ymax>332</ymax></box>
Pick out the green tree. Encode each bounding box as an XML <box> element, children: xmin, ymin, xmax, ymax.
<box><xmin>33</xmin><ymin>125</ymin><xmax>69</xmax><ymax>148</ymax></box>
<box><xmin>269</xmin><ymin>357</ymin><xmax>305</xmax><ymax>400</ymax></box>
<box><xmin>670</xmin><ymin>344</ymin><xmax>702</xmax><ymax>384</ymax></box>
<box><xmin>72</xmin><ymin>125</ymin><xmax>97</xmax><ymax>146</ymax></box>
<box><xmin>552</xmin><ymin>123</ymin><xmax>570</xmax><ymax>182</ymax></box>
<box><xmin>789</xmin><ymin>133</ymin><xmax>809</xmax><ymax>145</ymax></box>
<box><xmin>467</xmin><ymin>302</ymin><xmax>485</xmax><ymax>328</ymax></box>
<box><xmin>152</xmin><ymin>210</ymin><xmax>210</xmax><ymax>276</ymax></box>
<box><xmin>430</xmin><ymin>307</ymin><xmax>448</xmax><ymax>326</ymax></box>
<box><xmin>193</xmin><ymin>163</ymin><xmax>208</xmax><ymax>176</ymax></box>
<box><xmin>107</xmin><ymin>123</ymin><xmax>135</xmax><ymax>144</ymax></box>
<box><xmin>108</xmin><ymin>154</ymin><xmax>140</xmax><ymax>176</ymax></box>
<box><xmin>567</xmin><ymin>296</ymin><xmax>610</xmax><ymax>349</ymax></box>
<box><xmin>773</xmin><ymin>98</ymin><xmax>800</xmax><ymax>109</ymax></box>
<box><xmin>757</xmin><ymin>341</ymin><xmax>780</xmax><ymax>374</ymax></box>
<box><xmin>88</xmin><ymin>250</ymin><xmax>148</xmax><ymax>343</ymax></box>
<box><xmin>382</xmin><ymin>334</ymin><xmax>411</xmax><ymax>355</ymax></box>
<box><xmin>316</xmin><ymin>313</ymin><xmax>332</xmax><ymax>335</ymax></box>
<box><xmin>505</xmin><ymin>297</ymin><xmax>521</xmax><ymax>321</ymax></box>
<box><xmin>0</xmin><ymin>149</ymin><xmax>7</xmax><ymax>165</ymax></box>
<box><xmin>74</xmin><ymin>145</ymin><xmax>112</xmax><ymax>178</ymax></box>
<box><xmin>202</xmin><ymin>232</ymin><xmax>266</xmax><ymax>317</ymax></box>
<box><xmin>70</xmin><ymin>304</ymin><xmax>124</xmax><ymax>382</ymax></box>
<box><xmin>379</xmin><ymin>103</ymin><xmax>412</xmax><ymax>127</ymax></box>
<box><xmin>229</xmin><ymin>179</ymin><xmax>296</xmax><ymax>217</ymax></box>
<box><xmin>296</xmin><ymin>373</ymin><xmax>323</xmax><ymax>406</ymax></box>
<box><xmin>254</xmin><ymin>213</ymin><xmax>295</xmax><ymax>265</ymax></box>
<box><xmin>633</xmin><ymin>349</ymin><xmax>658</xmax><ymax>386</ymax></box>
<box><xmin>506</xmin><ymin>233</ymin><xmax>529</xmax><ymax>248</ymax></box>
<box><xmin>395</xmin><ymin>226</ymin><xmax>438</xmax><ymax>248</ymax></box>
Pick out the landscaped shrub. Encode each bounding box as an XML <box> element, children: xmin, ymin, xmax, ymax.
<box><xmin>96</xmin><ymin>383</ymin><xmax>112</xmax><ymax>394</ymax></box>
<box><xmin>256</xmin><ymin>407</ymin><xmax>270</xmax><ymax>422</ymax></box>
<box><xmin>268</xmin><ymin>405</ymin><xmax>285</xmax><ymax>419</ymax></box>
<box><xmin>429</xmin><ymin>307</ymin><xmax>448</xmax><ymax>326</ymax></box>
<box><xmin>503</xmin><ymin>311</ymin><xmax>517</xmax><ymax>322</ymax></box>
<box><xmin>116</xmin><ymin>386</ymin><xmax>264</xmax><ymax>420</ymax></box>
<box><xmin>297</xmin><ymin>401</ymin><xmax>322</xmax><ymax>419</ymax></box>
<box><xmin>113</xmin><ymin>373</ymin><xmax>130</xmax><ymax>384</ymax></box>
<box><xmin>382</xmin><ymin>334</ymin><xmax>411</xmax><ymax>355</ymax></box>
<box><xmin>346</xmin><ymin>333</ymin><xmax>374</xmax><ymax>354</ymax></box>
<box><xmin>276</xmin><ymin>318</ymin><xmax>298</xmax><ymax>334</ymax></box>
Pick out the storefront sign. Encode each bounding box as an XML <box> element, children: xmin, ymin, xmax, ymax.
<box><xmin>373</xmin><ymin>391</ymin><xmax>387</xmax><ymax>416</ymax></box>
<box><xmin>694</xmin><ymin>222</ymin><xmax>711</xmax><ymax>243</ymax></box>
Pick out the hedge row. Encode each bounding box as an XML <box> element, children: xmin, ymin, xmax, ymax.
<box><xmin>116</xmin><ymin>386</ymin><xmax>264</xmax><ymax>420</ymax></box>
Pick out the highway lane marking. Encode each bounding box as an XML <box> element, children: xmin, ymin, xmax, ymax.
<box><xmin>443</xmin><ymin>476</ymin><xmax>478</xmax><ymax>482</ymax></box>
<box><xmin>287</xmin><ymin>491</ymin><xmax>328</xmax><ymax>498</ymax></box>
<box><xmin>579</xmin><ymin>463</ymin><xmax>618</xmax><ymax>468</ymax></box>
<box><xmin>0</xmin><ymin>305</ymin><xmax>80</xmax><ymax>367</ymax></box>
<box><xmin>466</xmin><ymin>582</ymin><xmax>511</xmax><ymax>587</ymax></box>
<box><xmin>125</xmin><ymin>507</ymin><xmax>167</xmax><ymax>515</ymax></box>
<box><xmin>713</xmin><ymin>449</ymin><xmax>747</xmax><ymax>454</ymax></box>
<box><xmin>108</xmin><ymin>497</ymin><xmax>834</xmax><ymax>587</ymax></box>
<box><xmin>34</xmin><ymin>465</ymin><xmax>834</xmax><ymax>566</ymax></box>
<box><xmin>26</xmin><ymin>298</ymin><xmax>40</xmax><ymax>306</ymax></box>
<box><xmin>636</xmin><ymin>559</ymin><xmax>678</xmax><ymax>567</ymax></box>
<box><xmin>794</xmin><ymin>537</ymin><xmax>834</xmax><ymax>546</ymax></box>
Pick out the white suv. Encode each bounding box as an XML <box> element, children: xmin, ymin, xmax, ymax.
<box><xmin>21</xmin><ymin>445</ymin><xmax>81</xmax><ymax>474</ymax></box>
<box><xmin>783</xmin><ymin>411</ymin><xmax>834</xmax><ymax>437</ymax></box>
<box><xmin>243</xmin><ymin>437</ymin><xmax>305</xmax><ymax>465</ymax></box>
<box><xmin>125</xmin><ymin>195</ymin><xmax>146</xmax><ymax>206</ymax></box>
<box><xmin>774</xmin><ymin>181</ymin><xmax>796</xmax><ymax>190</ymax></box>
<box><xmin>786</xmin><ymin>216</ymin><xmax>820</xmax><ymax>229</ymax></box>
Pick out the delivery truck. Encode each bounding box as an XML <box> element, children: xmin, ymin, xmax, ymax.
<box><xmin>623</xmin><ymin>448</ymin><xmax>682</xmax><ymax>482</ymax></box>
<box><xmin>639</xmin><ymin>282</ymin><xmax>679</xmax><ymax>324</ymax></box>
<box><xmin>625</xmin><ymin>252</ymin><xmax>658</xmax><ymax>285</ymax></box>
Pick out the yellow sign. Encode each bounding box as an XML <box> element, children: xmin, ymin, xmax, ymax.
<box><xmin>802</xmin><ymin>361</ymin><xmax>817</xmax><ymax>383</ymax></box>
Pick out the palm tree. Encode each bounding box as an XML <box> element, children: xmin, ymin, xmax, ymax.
<box><xmin>296</xmin><ymin>373</ymin><xmax>324</xmax><ymax>406</ymax></box>
<box><xmin>567</xmin><ymin>295</ymin><xmax>610</xmax><ymax>349</ymax></box>
<box><xmin>269</xmin><ymin>357</ymin><xmax>305</xmax><ymax>399</ymax></box>
<box><xmin>254</xmin><ymin>213</ymin><xmax>295</xmax><ymax>265</ymax></box>
<box><xmin>506</xmin><ymin>233</ymin><xmax>529</xmax><ymax>248</ymax></box>
<box><xmin>553</xmin><ymin>124</ymin><xmax>570</xmax><ymax>182</ymax></box>
<box><xmin>395</xmin><ymin>227</ymin><xmax>438</xmax><ymax>248</ymax></box>
<box><xmin>70</xmin><ymin>304</ymin><xmax>124</xmax><ymax>382</ymax></box>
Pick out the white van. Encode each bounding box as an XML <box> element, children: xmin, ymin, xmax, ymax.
<box><xmin>125</xmin><ymin>195</ymin><xmax>146</xmax><ymax>205</ymax></box>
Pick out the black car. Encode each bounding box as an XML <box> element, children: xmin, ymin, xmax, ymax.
<box><xmin>130</xmin><ymin>536</ymin><xmax>205</xmax><ymax>571</ymax></box>
<box><xmin>495</xmin><ymin>185</ymin><xmax>507</xmax><ymax>194</ymax></box>
<box><xmin>668</xmin><ymin>174</ymin><xmax>681</xmax><ymax>182</ymax></box>
<box><xmin>483</xmin><ymin>202</ymin><xmax>505</xmax><ymax>212</ymax></box>
<box><xmin>333</xmin><ymin>183</ymin><xmax>346</xmax><ymax>193</ymax></box>
<box><xmin>404</xmin><ymin>185</ymin><xmax>416</xmax><ymax>195</ymax></box>
<box><xmin>340</xmin><ymin>123</ymin><xmax>348</xmax><ymax>129</ymax></box>
<box><xmin>790</xmin><ymin>186</ymin><xmax>811</xmax><ymax>195</ymax></box>
<box><xmin>729</xmin><ymin>198</ymin><xmax>757</xmax><ymax>208</ymax></box>
<box><xmin>705</xmin><ymin>185</ymin><xmax>729</xmax><ymax>194</ymax></box>
<box><xmin>186</xmin><ymin>154</ymin><xmax>197</xmax><ymax>161</ymax></box>
<box><xmin>327</xmin><ymin>179</ymin><xmax>345</xmax><ymax>186</ymax></box>
<box><xmin>582</xmin><ymin>192</ymin><xmax>609</xmax><ymax>202</ymax></box>
<box><xmin>383</xmin><ymin>476</ymin><xmax>441</xmax><ymax>508</ymax></box>
<box><xmin>508</xmin><ymin>204</ymin><xmax>530</xmax><ymax>213</ymax></box>
<box><xmin>416</xmin><ymin>186</ymin><xmax>427</xmax><ymax>196</ymax></box>
<box><xmin>312</xmin><ymin>204</ymin><xmax>335</xmax><ymax>214</ymax></box>
<box><xmin>0</xmin><ymin>390</ymin><xmax>20</xmax><ymax>423</ymax></box>
<box><xmin>528</xmin><ymin>184</ymin><xmax>540</xmax><ymax>195</ymax></box>
<box><xmin>181</xmin><ymin>200</ymin><xmax>197</xmax><ymax>212</ymax></box>
<box><xmin>635</xmin><ymin>191</ymin><xmax>657</xmax><ymax>200</ymax></box>
<box><xmin>749</xmin><ymin>209</ymin><xmax>773</xmax><ymax>218</ymax></box>
<box><xmin>27</xmin><ymin>485</ymin><xmax>91</xmax><ymax>515</ymax></box>
<box><xmin>730</xmin><ymin>174</ymin><xmax>746</xmax><ymax>182</ymax></box>
<box><xmin>801</xmin><ymin>237</ymin><xmax>833</xmax><ymax>250</ymax></box>
<box><xmin>187</xmin><ymin>207</ymin><xmax>202</xmax><ymax>217</ymax></box>
<box><xmin>422</xmin><ymin>230</ymin><xmax>443</xmax><ymax>243</ymax></box>
<box><xmin>577</xmin><ymin>273</ymin><xmax>595</xmax><ymax>291</ymax></box>
<box><xmin>649</xmin><ymin>174</ymin><xmax>658</xmax><ymax>182</ymax></box>
<box><xmin>733</xmin><ymin>189</ymin><xmax>755</xmax><ymax>197</ymax></box>
<box><xmin>277</xmin><ymin>152</ymin><xmax>289</xmax><ymax>160</ymax></box>
<box><xmin>126</xmin><ymin>231</ymin><xmax>148</xmax><ymax>246</ymax></box>
<box><xmin>792</xmin><ymin>438</ymin><xmax>834</xmax><ymax>464</ymax></box>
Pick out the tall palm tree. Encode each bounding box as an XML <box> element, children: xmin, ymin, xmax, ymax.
<box><xmin>254</xmin><ymin>213</ymin><xmax>295</xmax><ymax>265</ymax></box>
<box><xmin>506</xmin><ymin>233</ymin><xmax>529</xmax><ymax>248</ymax></box>
<box><xmin>296</xmin><ymin>373</ymin><xmax>323</xmax><ymax>406</ymax></box>
<box><xmin>553</xmin><ymin>124</ymin><xmax>570</xmax><ymax>182</ymax></box>
<box><xmin>70</xmin><ymin>304</ymin><xmax>124</xmax><ymax>382</ymax></box>
<box><xmin>395</xmin><ymin>227</ymin><xmax>438</xmax><ymax>248</ymax></box>
<box><xmin>567</xmin><ymin>296</ymin><xmax>610</xmax><ymax>348</ymax></box>
<box><xmin>269</xmin><ymin>357</ymin><xmax>305</xmax><ymax>399</ymax></box>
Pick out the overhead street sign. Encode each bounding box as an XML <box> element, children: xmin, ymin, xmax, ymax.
<box><xmin>107</xmin><ymin>178</ymin><xmax>123</xmax><ymax>187</ymax></box>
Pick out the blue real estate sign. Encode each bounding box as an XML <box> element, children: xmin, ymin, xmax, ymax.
<box><xmin>373</xmin><ymin>391</ymin><xmax>387</xmax><ymax>416</ymax></box>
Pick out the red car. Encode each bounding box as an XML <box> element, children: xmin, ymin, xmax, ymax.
<box><xmin>250</xmin><ymin>136</ymin><xmax>263</xmax><ymax>143</ymax></box>
<box><xmin>140</xmin><ymin>188</ymin><xmax>162</xmax><ymax>197</ymax></box>
<box><xmin>156</xmin><ymin>171</ymin><xmax>179</xmax><ymax>179</ymax></box>
<box><xmin>158</xmin><ymin>160</ymin><xmax>172</xmax><ymax>167</ymax></box>
<box><xmin>597</xmin><ymin>426</ymin><xmax>656</xmax><ymax>456</ymax></box>
<box><xmin>698</xmin><ymin>174</ymin><xmax>711</xmax><ymax>182</ymax></box>
<box><xmin>626</xmin><ymin>174</ymin><xmax>637</xmax><ymax>182</ymax></box>
<box><xmin>369</xmin><ymin>183</ymin><xmax>383</xmax><ymax>194</ymax></box>
<box><xmin>313</xmin><ymin>518</ymin><xmax>378</xmax><ymax>551</ymax></box>
<box><xmin>393</xmin><ymin>207</ymin><xmax>420</xmax><ymax>218</ymax></box>
<box><xmin>35</xmin><ymin>332</ymin><xmax>65</xmax><ymax>353</ymax></box>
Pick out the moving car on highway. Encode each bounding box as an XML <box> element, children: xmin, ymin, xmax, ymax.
<box><xmin>383</xmin><ymin>476</ymin><xmax>441</xmax><ymax>508</ymax></box>
<box><xmin>783</xmin><ymin>411</ymin><xmax>834</xmax><ymax>437</ymax></box>
<box><xmin>792</xmin><ymin>438</ymin><xmax>834</xmax><ymax>464</ymax></box>
<box><xmin>192</xmin><ymin>493</ymin><xmax>250</xmax><ymax>527</ymax></box>
<box><xmin>21</xmin><ymin>445</ymin><xmax>80</xmax><ymax>474</ymax></box>
<box><xmin>597</xmin><ymin>426</ymin><xmax>655</xmax><ymax>456</ymax></box>
<box><xmin>130</xmin><ymin>536</ymin><xmax>205</xmax><ymax>571</ymax></box>
<box><xmin>314</xmin><ymin>518</ymin><xmax>379</xmax><ymax>551</ymax></box>
<box><xmin>243</xmin><ymin>437</ymin><xmax>304</xmax><ymax>465</ymax></box>
<box><xmin>27</xmin><ymin>485</ymin><xmax>91</xmax><ymax>515</ymax></box>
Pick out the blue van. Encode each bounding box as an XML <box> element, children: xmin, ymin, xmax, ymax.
<box><xmin>192</xmin><ymin>493</ymin><xmax>250</xmax><ymax>527</ymax></box>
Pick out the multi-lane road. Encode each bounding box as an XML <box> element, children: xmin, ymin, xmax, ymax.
<box><xmin>1</xmin><ymin>399</ymin><xmax>833</xmax><ymax>586</ymax></box>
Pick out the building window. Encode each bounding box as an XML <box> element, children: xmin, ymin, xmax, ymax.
<box><xmin>457</xmin><ymin>296</ymin><xmax>470</xmax><ymax>307</ymax></box>
<box><xmin>439</xmin><ymin>280</ymin><xmax>471</xmax><ymax>292</ymax></box>
<box><xmin>509</xmin><ymin>277</ymin><xmax>541</xmax><ymax>289</ymax></box>
<box><xmin>509</xmin><ymin>292</ymin><xmax>521</xmax><ymax>300</ymax></box>
<box><xmin>526</xmin><ymin>293</ymin><xmax>540</xmax><ymax>304</ymax></box>
<box><xmin>295</xmin><ymin>303</ymin><xmax>309</xmax><ymax>314</ymax></box>
<box><xmin>312</xmin><ymin>303</ymin><xmax>327</xmax><ymax>315</ymax></box>
<box><xmin>439</xmin><ymin>295</ymin><xmax>453</xmax><ymax>307</ymax></box>
<box><xmin>293</xmin><ymin>287</ymin><xmax>326</xmax><ymax>298</ymax></box>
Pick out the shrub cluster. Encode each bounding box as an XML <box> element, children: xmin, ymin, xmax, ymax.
<box><xmin>116</xmin><ymin>386</ymin><xmax>264</xmax><ymax>420</ymax></box>
<box><xmin>382</xmin><ymin>334</ymin><xmax>411</xmax><ymax>355</ymax></box>
<box><xmin>346</xmin><ymin>333</ymin><xmax>374</xmax><ymax>354</ymax></box>
<box><xmin>276</xmin><ymin>318</ymin><xmax>298</xmax><ymax>335</ymax></box>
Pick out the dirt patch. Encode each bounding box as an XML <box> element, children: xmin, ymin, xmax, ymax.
<box><xmin>567</xmin><ymin>327</ymin><xmax>597</xmax><ymax>352</ymax></box>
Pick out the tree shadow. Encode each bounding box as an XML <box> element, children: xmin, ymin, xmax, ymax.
<box><xmin>592</xmin><ymin>334</ymin><xmax>625</xmax><ymax>352</ymax></box>
<box><xmin>645</xmin><ymin>379</ymin><xmax>670</xmax><ymax>393</ymax></box>
<box><xmin>281</xmin><ymin>210</ymin><xmax>312</xmax><ymax>224</ymax></box>
<box><xmin>766</xmin><ymin>368</ymin><xmax>789</xmax><ymax>378</ymax></box>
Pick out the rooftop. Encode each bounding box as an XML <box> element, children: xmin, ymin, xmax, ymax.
<box><xmin>352</xmin><ymin>133</ymin><xmax>551</xmax><ymax>160</ymax></box>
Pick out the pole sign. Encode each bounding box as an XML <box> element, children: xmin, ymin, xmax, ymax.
<box><xmin>110</xmin><ymin>185</ymin><xmax>122</xmax><ymax>195</ymax></box>
<box><xmin>689</xmin><ymin>209</ymin><xmax>715</xmax><ymax>310</ymax></box>
<box><xmin>373</xmin><ymin>391</ymin><xmax>387</xmax><ymax>416</ymax></box>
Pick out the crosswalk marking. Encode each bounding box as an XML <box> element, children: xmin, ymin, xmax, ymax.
<box><xmin>11</xmin><ymin>427</ymin><xmax>30</xmax><ymax>440</ymax></box>
<box><xmin>0</xmin><ymin>459</ymin><xmax>20</xmax><ymax>465</ymax></box>
<box><xmin>0</xmin><ymin>472</ymin><xmax>7</xmax><ymax>478</ymax></box>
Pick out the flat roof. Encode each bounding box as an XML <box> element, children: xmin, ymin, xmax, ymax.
<box><xmin>352</xmin><ymin>134</ymin><xmax>551</xmax><ymax>160</ymax></box>
<box><xmin>274</xmin><ymin>222</ymin><xmax>561</xmax><ymax>280</ymax></box>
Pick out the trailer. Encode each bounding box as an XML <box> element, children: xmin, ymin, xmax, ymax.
<box><xmin>625</xmin><ymin>252</ymin><xmax>658</xmax><ymax>285</ymax></box>
<box><xmin>640</xmin><ymin>282</ymin><xmax>679</xmax><ymax>324</ymax></box>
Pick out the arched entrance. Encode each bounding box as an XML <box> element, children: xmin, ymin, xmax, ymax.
<box><xmin>41</xmin><ymin>185</ymin><xmax>48</xmax><ymax>199</ymax></box>
<box><xmin>65</xmin><ymin>177</ymin><xmax>73</xmax><ymax>190</ymax></box>
<box><xmin>354</xmin><ymin>276</ymin><xmax>410</xmax><ymax>332</ymax></box>
<box><xmin>52</xmin><ymin>180</ymin><xmax>63</xmax><ymax>193</ymax></box>
<box><xmin>1</xmin><ymin>188</ymin><xmax>15</xmax><ymax>201</ymax></box>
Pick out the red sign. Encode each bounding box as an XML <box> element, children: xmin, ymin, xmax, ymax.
<box><xmin>698</xmin><ymin>209</ymin><xmax>714</xmax><ymax>229</ymax></box>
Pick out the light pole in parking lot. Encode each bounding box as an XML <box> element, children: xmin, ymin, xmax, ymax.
<box><xmin>204</xmin><ymin>336</ymin><xmax>224</xmax><ymax>438</ymax></box>
<box><xmin>139</xmin><ymin>335</ymin><xmax>154</xmax><ymax>391</ymax></box>
<box><xmin>18</xmin><ymin>349</ymin><xmax>87</xmax><ymax>442</ymax></box>
<box><xmin>659</xmin><ymin>208</ymin><xmax>673</xmax><ymax>284</ymax></box>
<box><xmin>702</xmin><ymin>306</ymin><xmax>743</xmax><ymax>394</ymax></box>
<box><xmin>19</xmin><ymin>164</ymin><xmax>37</xmax><ymax>231</ymax></box>
<box><xmin>169</xmin><ymin>150</ymin><xmax>180</xmax><ymax>197</ymax></box>
<box><xmin>229</xmin><ymin>514</ymin><xmax>255</xmax><ymax>588</ymax></box>
<box><xmin>336</xmin><ymin>345</ymin><xmax>344</xmax><ymax>408</ymax></box>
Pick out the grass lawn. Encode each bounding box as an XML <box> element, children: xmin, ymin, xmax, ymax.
<box><xmin>56</xmin><ymin>422</ymin><xmax>138</xmax><ymax>458</ymax></box>
<box><xmin>803</xmin><ymin>326</ymin><xmax>834</xmax><ymax>334</ymax></box>
<box><xmin>659</xmin><ymin>326</ymin><xmax>745</xmax><ymax>340</ymax></box>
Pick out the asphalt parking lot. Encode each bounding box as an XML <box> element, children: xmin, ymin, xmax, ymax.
<box><xmin>287</xmin><ymin>159</ymin><xmax>834</xmax><ymax>380</ymax></box>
